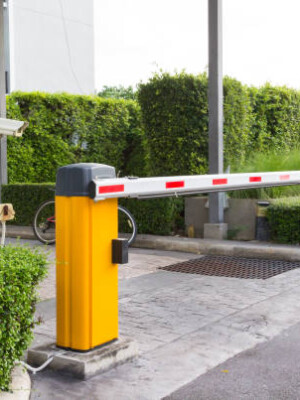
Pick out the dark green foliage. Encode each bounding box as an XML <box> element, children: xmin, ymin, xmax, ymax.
<box><xmin>120</xmin><ymin>198</ymin><xmax>180</xmax><ymax>235</ymax></box>
<box><xmin>81</xmin><ymin>99</ymin><xmax>146</xmax><ymax>176</ymax></box>
<box><xmin>7</xmin><ymin>93</ymin><xmax>76</xmax><ymax>182</ymax></box>
<box><xmin>0</xmin><ymin>245</ymin><xmax>47</xmax><ymax>391</ymax></box>
<box><xmin>5</xmin><ymin>78</ymin><xmax>300</xmax><ymax>236</ymax></box>
<box><xmin>98</xmin><ymin>85</ymin><xmax>137</xmax><ymax>100</ymax></box>
<box><xmin>223</xmin><ymin>77</ymin><xmax>254</xmax><ymax>167</ymax></box>
<box><xmin>6</xmin><ymin>92</ymin><xmax>145</xmax><ymax>182</ymax></box>
<box><xmin>267</xmin><ymin>197</ymin><xmax>300</xmax><ymax>244</ymax></box>
<box><xmin>137</xmin><ymin>72</ymin><xmax>253</xmax><ymax>176</ymax></box>
<box><xmin>2</xmin><ymin>184</ymin><xmax>55</xmax><ymax>226</ymax></box>
<box><xmin>137</xmin><ymin>72</ymin><xmax>254</xmax><ymax>231</ymax></box>
<box><xmin>121</xmin><ymin>102</ymin><xmax>148</xmax><ymax>177</ymax></box>
<box><xmin>138</xmin><ymin>72</ymin><xmax>209</xmax><ymax>176</ymax></box>
<box><xmin>248</xmin><ymin>84</ymin><xmax>300</xmax><ymax>153</ymax></box>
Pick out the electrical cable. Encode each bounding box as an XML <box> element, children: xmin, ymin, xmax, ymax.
<box><xmin>17</xmin><ymin>357</ymin><xmax>54</xmax><ymax>374</ymax></box>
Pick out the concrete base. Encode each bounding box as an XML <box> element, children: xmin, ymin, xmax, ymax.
<box><xmin>27</xmin><ymin>338</ymin><xmax>138</xmax><ymax>380</ymax></box>
<box><xmin>185</xmin><ymin>197</ymin><xmax>258</xmax><ymax>240</ymax></box>
<box><xmin>203</xmin><ymin>223</ymin><xmax>228</xmax><ymax>240</ymax></box>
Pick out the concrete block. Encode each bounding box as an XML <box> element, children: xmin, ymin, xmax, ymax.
<box><xmin>226</xmin><ymin>199</ymin><xmax>257</xmax><ymax>240</ymax></box>
<box><xmin>204</xmin><ymin>223</ymin><xmax>228</xmax><ymax>240</ymax></box>
<box><xmin>27</xmin><ymin>338</ymin><xmax>138</xmax><ymax>380</ymax></box>
<box><xmin>185</xmin><ymin>197</ymin><xmax>258</xmax><ymax>240</ymax></box>
<box><xmin>185</xmin><ymin>197</ymin><xmax>208</xmax><ymax>237</ymax></box>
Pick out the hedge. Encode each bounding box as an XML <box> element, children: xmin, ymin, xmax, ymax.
<box><xmin>137</xmin><ymin>72</ymin><xmax>253</xmax><ymax>177</ymax></box>
<box><xmin>5</xmin><ymin>79</ymin><xmax>300</xmax><ymax>235</ymax></box>
<box><xmin>7</xmin><ymin>82</ymin><xmax>300</xmax><ymax>183</ymax></box>
<box><xmin>6</xmin><ymin>92</ymin><xmax>146</xmax><ymax>183</ymax></box>
<box><xmin>2</xmin><ymin>184</ymin><xmax>55</xmax><ymax>226</ymax></box>
<box><xmin>120</xmin><ymin>197</ymin><xmax>184</xmax><ymax>236</ymax></box>
<box><xmin>137</xmin><ymin>72</ymin><xmax>254</xmax><ymax>231</ymax></box>
<box><xmin>0</xmin><ymin>245</ymin><xmax>47</xmax><ymax>391</ymax></box>
<box><xmin>267</xmin><ymin>197</ymin><xmax>300</xmax><ymax>244</ymax></box>
<box><xmin>248</xmin><ymin>84</ymin><xmax>300</xmax><ymax>154</ymax></box>
<box><xmin>1</xmin><ymin>183</ymin><xmax>181</xmax><ymax>235</ymax></box>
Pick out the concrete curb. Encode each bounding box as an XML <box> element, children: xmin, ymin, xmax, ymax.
<box><xmin>1</xmin><ymin>225</ymin><xmax>36</xmax><ymax>240</ymax></box>
<box><xmin>4</xmin><ymin>225</ymin><xmax>300</xmax><ymax>262</ymax></box>
<box><xmin>132</xmin><ymin>234</ymin><xmax>300</xmax><ymax>261</ymax></box>
<box><xmin>0</xmin><ymin>365</ymin><xmax>31</xmax><ymax>400</ymax></box>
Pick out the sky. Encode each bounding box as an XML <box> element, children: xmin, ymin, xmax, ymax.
<box><xmin>94</xmin><ymin>0</ymin><xmax>300</xmax><ymax>91</ymax></box>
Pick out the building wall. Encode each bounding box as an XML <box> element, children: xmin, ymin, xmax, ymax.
<box><xmin>9</xmin><ymin>0</ymin><xmax>94</xmax><ymax>94</ymax></box>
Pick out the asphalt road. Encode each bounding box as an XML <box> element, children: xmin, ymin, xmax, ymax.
<box><xmin>164</xmin><ymin>321</ymin><xmax>300</xmax><ymax>400</ymax></box>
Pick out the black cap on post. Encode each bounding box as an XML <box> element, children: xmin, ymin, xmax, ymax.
<box><xmin>56</xmin><ymin>163</ymin><xmax>116</xmax><ymax>197</ymax></box>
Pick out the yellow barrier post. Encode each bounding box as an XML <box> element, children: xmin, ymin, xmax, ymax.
<box><xmin>55</xmin><ymin>163</ymin><xmax>119</xmax><ymax>352</ymax></box>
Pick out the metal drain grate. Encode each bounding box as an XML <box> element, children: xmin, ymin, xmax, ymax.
<box><xmin>159</xmin><ymin>255</ymin><xmax>300</xmax><ymax>280</ymax></box>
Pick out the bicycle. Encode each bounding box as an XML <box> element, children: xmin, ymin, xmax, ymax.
<box><xmin>33</xmin><ymin>199</ymin><xmax>137</xmax><ymax>246</ymax></box>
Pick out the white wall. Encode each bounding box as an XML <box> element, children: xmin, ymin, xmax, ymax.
<box><xmin>9</xmin><ymin>0</ymin><xmax>94</xmax><ymax>94</ymax></box>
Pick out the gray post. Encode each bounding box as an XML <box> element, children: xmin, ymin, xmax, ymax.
<box><xmin>0</xmin><ymin>0</ymin><xmax>7</xmax><ymax>202</ymax></box>
<box><xmin>204</xmin><ymin>0</ymin><xmax>227</xmax><ymax>239</ymax></box>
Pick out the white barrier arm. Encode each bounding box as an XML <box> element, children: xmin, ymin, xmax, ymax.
<box><xmin>89</xmin><ymin>171</ymin><xmax>300</xmax><ymax>201</ymax></box>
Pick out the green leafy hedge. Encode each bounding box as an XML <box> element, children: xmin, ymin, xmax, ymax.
<box><xmin>267</xmin><ymin>197</ymin><xmax>300</xmax><ymax>244</ymax></box>
<box><xmin>248</xmin><ymin>85</ymin><xmax>300</xmax><ymax>154</ymax></box>
<box><xmin>137</xmin><ymin>72</ymin><xmax>254</xmax><ymax>231</ymax></box>
<box><xmin>120</xmin><ymin>197</ymin><xmax>183</xmax><ymax>236</ymax></box>
<box><xmin>2</xmin><ymin>183</ymin><xmax>179</xmax><ymax>235</ymax></box>
<box><xmin>2</xmin><ymin>184</ymin><xmax>55</xmax><ymax>226</ymax></box>
<box><xmin>0</xmin><ymin>245</ymin><xmax>47</xmax><ymax>391</ymax></box>
<box><xmin>137</xmin><ymin>72</ymin><xmax>253</xmax><ymax>176</ymax></box>
<box><xmin>5</xmin><ymin>79</ymin><xmax>300</xmax><ymax>235</ymax></box>
<box><xmin>6</xmin><ymin>92</ymin><xmax>146</xmax><ymax>182</ymax></box>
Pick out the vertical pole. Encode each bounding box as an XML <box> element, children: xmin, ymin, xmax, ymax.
<box><xmin>4</xmin><ymin>0</ymin><xmax>10</xmax><ymax>94</ymax></box>
<box><xmin>208</xmin><ymin>0</ymin><xmax>223</xmax><ymax>223</ymax></box>
<box><xmin>0</xmin><ymin>0</ymin><xmax>7</xmax><ymax>203</ymax></box>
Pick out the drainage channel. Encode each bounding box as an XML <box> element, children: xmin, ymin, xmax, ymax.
<box><xmin>159</xmin><ymin>255</ymin><xmax>300</xmax><ymax>280</ymax></box>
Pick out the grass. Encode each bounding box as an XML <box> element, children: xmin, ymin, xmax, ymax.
<box><xmin>230</xmin><ymin>149</ymin><xmax>300</xmax><ymax>199</ymax></box>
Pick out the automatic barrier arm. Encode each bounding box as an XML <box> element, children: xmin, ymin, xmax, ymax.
<box><xmin>90</xmin><ymin>171</ymin><xmax>300</xmax><ymax>201</ymax></box>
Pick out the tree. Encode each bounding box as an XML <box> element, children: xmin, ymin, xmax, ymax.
<box><xmin>98</xmin><ymin>85</ymin><xmax>136</xmax><ymax>100</ymax></box>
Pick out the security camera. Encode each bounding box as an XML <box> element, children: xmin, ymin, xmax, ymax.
<box><xmin>0</xmin><ymin>117</ymin><xmax>29</xmax><ymax>137</ymax></box>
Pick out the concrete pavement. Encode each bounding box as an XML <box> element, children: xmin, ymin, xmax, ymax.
<box><xmin>5</xmin><ymin>237</ymin><xmax>300</xmax><ymax>399</ymax></box>
<box><xmin>164</xmin><ymin>320</ymin><xmax>300</xmax><ymax>400</ymax></box>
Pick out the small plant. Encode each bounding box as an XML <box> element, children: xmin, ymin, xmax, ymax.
<box><xmin>267</xmin><ymin>196</ymin><xmax>300</xmax><ymax>244</ymax></box>
<box><xmin>227</xmin><ymin>225</ymin><xmax>247</xmax><ymax>240</ymax></box>
<box><xmin>0</xmin><ymin>245</ymin><xmax>47</xmax><ymax>391</ymax></box>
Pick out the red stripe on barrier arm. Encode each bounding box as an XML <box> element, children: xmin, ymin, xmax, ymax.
<box><xmin>166</xmin><ymin>181</ymin><xmax>185</xmax><ymax>189</ymax></box>
<box><xmin>212</xmin><ymin>178</ymin><xmax>228</xmax><ymax>185</ymax></box>
<box><xmin>249</xmin><ymin>176</ymin><xmax>262</xmax><ymax>183</ymax></box>
<box><xmin>99</xmin><ymin>184</ymin><xmax>125</xmax><ymax>194</ymax></box>
<box><xmin>280</xmin><ymin>174</ymin><xmax>290</xmax><ymax>181</ymax></box>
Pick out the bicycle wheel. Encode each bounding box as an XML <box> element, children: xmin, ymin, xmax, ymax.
<box><xmin>33</xmin><ymin>200</ymin><xmax>56</xmax><ymax>245</ymax></box>
<box><xmin>118</xmin><ymin>205</ymin><xmax>137</xmax><ymax>246</ymax></box>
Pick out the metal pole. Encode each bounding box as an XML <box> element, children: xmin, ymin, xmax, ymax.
<box><xmin>3</xmin><ymin>0</ymin><xmax>10</xmax><ymax>94</ymax></box>
<box><xmin>0</xmin><ymin>0</ymin><xmax>7</xmax><ymax>204</ymax></box>
<box><xmin>208</xmin><ymin>0</ymin><xmax>223</xmax><ymax>223</ymax></box>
